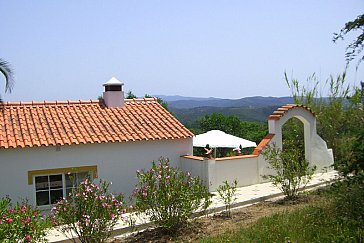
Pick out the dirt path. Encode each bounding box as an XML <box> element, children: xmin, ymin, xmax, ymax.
<box><xmin>111</xmin><ymin>194</ymin><xmax>318</xmax><ymax>242</ymax></box>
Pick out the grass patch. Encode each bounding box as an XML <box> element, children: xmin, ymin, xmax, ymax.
<box><xmin>201</xmin><ymin>174</ymin><xmax>364</xmax><ymax>242</ymax></box>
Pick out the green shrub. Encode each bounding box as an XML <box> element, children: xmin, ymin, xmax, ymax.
<box><xmin>262</xmin><ymin>142</ymin><xmax>316</xmax><ymax>199</ymax></box>
<box><xmin>132</xmin><ymin>157</ymin><xmax>211</xmax><ymax>233</ymax></box>
<box><xmin>51</xmin><ymin>179</ymin><xmax>125</xmax><ymax>243</ymax></box>
<box><xmin>0</xmin><ymin>197</ymin><xmax>49</xmax><ymax>242</ymax></box>
<box><xmin>329</xmin><ymin>171</ymin><xmax>364</xmax><ymax>224</ymax></box>
<box><xmin>217</xmin><ymin>180</ymin><xmax>238</xmax><ymax>217</ymax></box>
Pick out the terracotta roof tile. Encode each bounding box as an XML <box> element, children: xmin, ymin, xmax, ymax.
<box><xmin>0</xmin><ymin>98</ymin><xmax>193</xmax><ymax>149</ymax></box>
<box><xmin>268</xmin><ymin>104</ymin><xmax>315</xmax><ymax>121</ymax></box>
<box><xmin>252</xmin><ymin>133</ymin><xmax>275</xmax><ymax>155</ymax></box>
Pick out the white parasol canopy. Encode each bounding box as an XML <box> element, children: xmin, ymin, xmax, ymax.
<box><xmin>193</xmin><ymin>130</ymin><xmax>257</xmax><ymax>148</ymax></box>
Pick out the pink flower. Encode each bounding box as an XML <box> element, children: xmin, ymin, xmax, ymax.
<box><xmin>21</xmin><ymin>205</ymin><xmax>27</xmax><ymax>213</ymax></box>
<box><xmin>6</xmin><ymin>218</ymin><xmax>13</xmax><ymax>223</ymax></box>
<box><xmin>24</xmin><ymin>235</ymin><xmax>32</xmax><ymax>242</ymax></box>
<box><xmin>25</xmin><ymin>217</ymin><xmax>31</xmax><ymax>224</ymax></box>
<box><xmin>166</xmin><ymin>175</ymin><xmax>170</xmax><ymax>180</ymax></box>
<box><xmin>0</xmin><ymin>220</ymin><xmax>2</xmax><ymax>225</ymax></box>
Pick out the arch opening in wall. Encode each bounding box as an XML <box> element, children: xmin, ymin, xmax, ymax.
<box><xmin>268</xmin><ymin>105</ymin><xmax>318</xmax><ymax>164</ymax></box>
<box><xmin>263</xmin><ymin>104</ymin><xmax>333</xmax><ymax>172</ymax></box>
<box><xmin>282</xmin><ymin>117</ymin><xmax>305</xmax><ymax>162</ymax></box>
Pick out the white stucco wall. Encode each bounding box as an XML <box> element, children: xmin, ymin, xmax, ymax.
<box><xmin>181</xmin><ymin>155</ymin><xmax>260</xmax><ymax>192</ymax></box>
<box><xmin>0</xmin><ymin>138</ymin><xmax>192</xmax><ymax>206</ymax></box>
<box><xmin>179</xmin><ymin>156</ymin><xmax>208</xmax><ymax>184</ymax></box>
<box><xmin>214</xmin><ymin>156</ymin><xmax>259</xmax><ymax>189</ymax></box>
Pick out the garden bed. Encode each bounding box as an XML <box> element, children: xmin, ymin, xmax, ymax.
<box><xmin>112</xmin><ymin>194</ymin><xmax>314</xmax><ymax>242</ymax></box>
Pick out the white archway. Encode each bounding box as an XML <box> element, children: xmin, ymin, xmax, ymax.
<box><xmin>268</xmin><ymin>105</ymin><xmax>316</xmax><ymax>163</ymax></box>
<box><xmin>267</xmin><ymin>104</ymin><xmax>333</xmax><ymax>170</ymax></box>
<box><xmin>254</xmin><ymin>104</ymin><xmax>334</xmax><ymax>172</ymax></box>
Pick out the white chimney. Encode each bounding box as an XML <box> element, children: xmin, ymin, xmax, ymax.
<box><xmin>103</xmin><ymin>77</ymin><xmax>125</xmax><ymax>108</ymax></box>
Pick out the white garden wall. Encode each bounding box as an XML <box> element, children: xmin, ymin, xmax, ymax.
<box><xmin>182</xmin><ymin>105</ymin><xmax>334</xmax><ymax>191</ymax></box>
<box><xmin>214</xmin><ymin>156</ymin><xmax>259</xmax><ymax>190</ymax></box>
<box><xmin>181</xmin><ymin>155</ymin><xmax>261</xmax><ymax>191</ymax></box>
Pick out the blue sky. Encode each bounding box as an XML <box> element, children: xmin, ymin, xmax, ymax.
<box><xmin>1</xmin><ymin>1</ymin><xmax>363</xmax><ymax>101</ymax></box>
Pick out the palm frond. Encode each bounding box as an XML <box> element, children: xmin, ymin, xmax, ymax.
<box><xmin>0</xmin><ymin>58</ymin><xmax>14</xmax><ymax>93</ymax></box>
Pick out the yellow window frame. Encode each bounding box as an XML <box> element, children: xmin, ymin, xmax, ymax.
<box><xmin>28</xmin><ymin>165</ymin><xmax>98</xmax><ymax>185</ymax></box>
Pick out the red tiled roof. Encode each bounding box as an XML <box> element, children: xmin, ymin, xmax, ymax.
<box><xmin>0</xmin><ymin>98</ymin><xmax>194</xmax><ymax>149</ymax></box>
<box><xmin>268</xmin><ymin>104</ymin><xmax>315</xmax><ymax>121</ymax></box>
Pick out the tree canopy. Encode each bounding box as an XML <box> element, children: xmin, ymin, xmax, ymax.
<box><xmin>285</xmin><ymin>71</ymin><xmax>364</xmax><ymax>174</ymax></box>
<box><xmin>125</xmin><ymin>91</ymin><xmax>170</xmax><ymax>111</ymax></box>
<box><xmin>126</xmin><ymin>90</ymin><xmax>137</xmax><ymax>99</ymax></box>
<box><xmin>197</xmin><ymin>113</ymin><xmax>267</xmax><ymax>144</ymax></box>
<box><xmin>0</xmin><ymin>58</ymin><xmax>14</xmax><ymax>101</ymax></box>
<box><xmin>333</xmin><ymin>13</ymin><xmax>364</xmax><ymax>68</ymax></box>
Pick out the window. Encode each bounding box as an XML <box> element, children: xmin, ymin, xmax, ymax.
<box><xmin>34</xmin><ymin>172</ymin><xmax>91</xmax><ymax>206</ymax></box>
<box><xmin>35</xmin><ymin>174</ymin><xmax>63</xmax><ymax>206</ymax></box>
<box><xmin>28</xmin><ymin>165</ymin><xmax>98</xmax><ymax>207</ymax></box>
<box><xmin>65</xmin><ymin>172</ymin><xmax>90</xmax><ymax>199</ymax></box>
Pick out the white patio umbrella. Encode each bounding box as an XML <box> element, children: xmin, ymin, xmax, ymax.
<box><xmin>193</xmin><ymin>130</ymin><xmax>257</xmax><ymax>157</ymax></box>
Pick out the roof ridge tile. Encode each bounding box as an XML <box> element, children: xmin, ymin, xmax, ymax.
<box><xmin>268</xmin><ymin>104</ymin><xmax>315</xmax><ymax>121</ymax></box>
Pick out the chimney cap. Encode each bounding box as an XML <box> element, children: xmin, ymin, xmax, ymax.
<box><xmin>103</xmin><ymin>77</ymin><xmax>124</xmax><ymax>86</ymax></box>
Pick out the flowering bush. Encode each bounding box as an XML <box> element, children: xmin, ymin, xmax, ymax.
<box><xmin>0</xmin><ymin>197</ymin><xmax>49</xmax><ymax>242</ymax></box>
<box><xmin>132</xmin><ymin>157</ymin><xmax>211</xmax><ymax>233</ymax></box>
<box><xmin>52</xmin><ymin>179</ymin><xmax>125</xmax><ymax>243</ymax></box>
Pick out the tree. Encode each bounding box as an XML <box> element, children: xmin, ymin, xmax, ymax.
<box><xmin>195</xmin><ymin>113</ymin><xmax>268</xmax><ymax>157</ymax></box>
<box><xmin>333</xmin><ymin>13</ymin><xmax>364</xmax><ymax>68</ymax></box>
<box><xmin>126</xmin><ymin>90</ymin><xmax>137</xmax><ymax>99</ymax></box>
<box><xmin>0</xmin><ymin>58</ymin><xmax>14</xmax><ymax>102</ymax></box>
<box><xmin>282</xmin><ymin>117</ymin><xmax>305</xmax><ymax>162</ymax></box>
<box><xmin>198</xmin><ymin>113</ymin><xmax>241</xmax><ymax>135</ymax></box>
<box><xmin>197</xmin><ymin>113</ymin><xmax>267</xmax><ymax>144</ymax></box>
<box><xmin>144</xmin><ymin>94</ymin><xmax>170</xmax><ymax>111</ymax></box>
<box><xmin>285</xmin><ymin>71</ymin><xmax>364</xmax><ymax>174</ymax></box>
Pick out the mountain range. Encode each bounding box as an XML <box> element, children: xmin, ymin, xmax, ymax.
<box><xmin>155</xmin><ymin>95</ymin><xmax>295</xmax><ymax>126</ymax></box>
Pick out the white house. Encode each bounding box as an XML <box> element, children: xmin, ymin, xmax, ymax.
<box><xmin>0</xmin><ymin>77</ymin><xmax>193</xmax><ymax>209</ymax></box>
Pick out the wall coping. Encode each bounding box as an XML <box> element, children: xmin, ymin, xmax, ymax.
<box><xmin>180</xmin><ymin>155</ymin><xmax>204</xmax><ymax>161</ymax></box>
<box><xmin>181</xmin><ymin>154</ymin><xmax>258</xmax><ymax>162</ymax></box>
<box><xmin>215</xmin><ymin>154</ymin><xmax>258</xmax><ymax>161</ymax></box>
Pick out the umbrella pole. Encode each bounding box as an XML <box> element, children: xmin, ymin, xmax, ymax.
<box><xmin>214</xmin><ymin>147</ymin><xmax>217</xmax><ymax>158</ymax></box>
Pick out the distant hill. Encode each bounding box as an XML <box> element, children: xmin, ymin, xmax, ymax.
<box><xmin>162</xmin><ymin>96</ymin><xmax>294</xmax><ymax>109</ymax></box>
<box><xmin>155</xmin><ymin>95</ymin><xmax>220</xmax><ymax>102</ymax></box>
<box><xmin>170</xmin><ymin>106</ymin><xmax>279</xmax><ymax>126</ymax></box>
<box><xmin>156</xmin><ymin>95</ymin><xmax>295</xmax><ymax>126</ymax></box>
